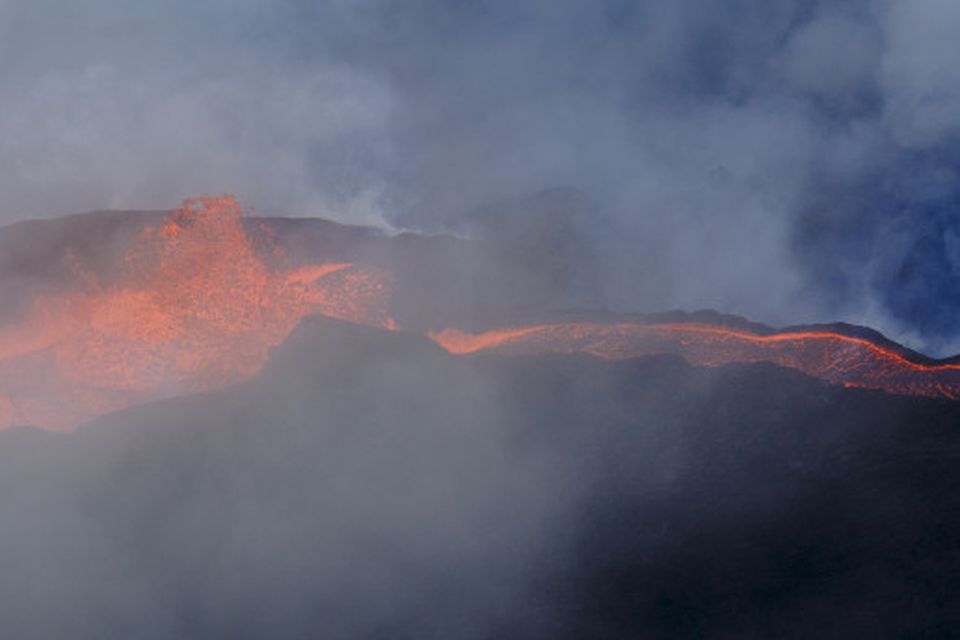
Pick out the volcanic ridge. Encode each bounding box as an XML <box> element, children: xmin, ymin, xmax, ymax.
<box><xmin>1</xmin><ymin>195</ymin><xmax>959</xmax><ymax>432</ymax></box>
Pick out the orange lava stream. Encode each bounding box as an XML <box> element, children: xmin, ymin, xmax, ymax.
<box><xmin>2</xmin><ymin>194</ymin><xmax>959</xmax><ymax>432</ymax></box>
<box><xmin>429</xmin><ymin>323</ymin><xmax>960</xmax><ymax>400</ymax></box>
<box><xmin>0</xmin><ymin>196</ymin><xmax>393</xmax><ymax>432</ymax></box>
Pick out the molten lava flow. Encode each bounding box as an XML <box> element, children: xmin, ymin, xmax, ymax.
<box><xmin>0</xmin><ymin>196</ymin><xmax>394</xmax><ymax>431</ymax></box>
<box><xmin>430</xmin><ymin>322</ymin><xmax>960</xmax><ymax>400</ymax></box>
<box><xmin>4</xmin><ymin>195</ymin><xmax>960</xmax><ymax>432</ymax></box>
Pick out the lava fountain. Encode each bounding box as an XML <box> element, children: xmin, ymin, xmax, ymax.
<box><xmin>0</xmin><ymin>196</ymin><xmax>393</xmax><ymax>431</ymax></box>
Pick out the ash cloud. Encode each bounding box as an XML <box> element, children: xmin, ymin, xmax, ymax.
<box><xmin>2</xmin><ymin>0</ymin><xmax>960</xmax><ymax>350</ymax></box>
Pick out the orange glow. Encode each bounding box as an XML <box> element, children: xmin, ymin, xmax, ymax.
<box><xmin>0</xmin><ymin>196</ymin><xmax>394</xmax><ymax>431</ymax></box>
<box><xmin>429</xmin><ymin>323</ymin><xmax>960</xmax><ymax>400</ymax></box>
<box><xmin>2</xmin><ymin>194</ymin><xmax>959</xmax><ymax>432</ymax></box>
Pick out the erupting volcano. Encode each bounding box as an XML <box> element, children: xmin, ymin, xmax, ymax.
<box><xmin>0</xmin><ymin>196</ymin><xmax>393</xmax><ymax>431</ymax></box>
<box><xmin>2</xmin><ymin>194</ymin><xmax>960</xmax><ymax>432</ymax></box>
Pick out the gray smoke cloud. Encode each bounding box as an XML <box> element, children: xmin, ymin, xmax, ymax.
<box><xmin>1</xmin><ymin>0</ymin><xmax>959</xmax><ymax>352</ymax></box>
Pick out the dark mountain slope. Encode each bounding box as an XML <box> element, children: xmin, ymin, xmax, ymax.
<box><xmin>0</xmin><ymin>316</ymin><xmax>957</xmax><ymax>638</ymax></box>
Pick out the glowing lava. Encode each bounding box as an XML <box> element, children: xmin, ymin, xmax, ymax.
<box><xmin>0</xmin><ymin>196</ymin><xmax>393</xmax><ymax>431</ymax></box>
<box><xmin>430</xmin><ymin>323</ymin><xmax>960</xmax><ymax>400</ymax></box>
<box><xmin>2</xmin><ymin>195</ymin><xmax>959</xmax><ymax>432</ymax></box>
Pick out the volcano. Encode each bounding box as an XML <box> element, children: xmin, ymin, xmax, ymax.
<box><xmin>0</xmin><ymin>196</ymin><xmax>958</xmax><ymax>638</ymax></box>
<box><xmin>2</xmin><ymin>195</ymin><xmax>960</xmax><ymax>431</ymax></box>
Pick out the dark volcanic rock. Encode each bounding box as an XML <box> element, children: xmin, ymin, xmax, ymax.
<box><xmin>0</xmin><ymin>316</ymin><xmax>957</xmax><ymax>638</ymax></box>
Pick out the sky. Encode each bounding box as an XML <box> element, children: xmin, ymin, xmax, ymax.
<box><xmin>1</xmin><ymin>0</ymin><xmax>959</xmax><ymax>353</ymax></box>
